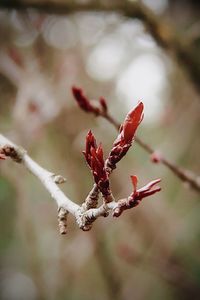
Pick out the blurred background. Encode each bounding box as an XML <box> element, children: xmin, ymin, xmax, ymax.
<box><xmin>0</xmin><ymin>0</ymin><xmax>200</xmax><ymax>299</ymax></box>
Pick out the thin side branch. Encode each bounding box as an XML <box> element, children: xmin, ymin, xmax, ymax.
<box><xmin>102</xmin><ymin>114</ymin><xmax>200</xmax><ymax>193</ymax></box>
<box><xmin>72</xmin><ymin>87</ymin><xmax>200</xmax><ymax>193</ymax></box>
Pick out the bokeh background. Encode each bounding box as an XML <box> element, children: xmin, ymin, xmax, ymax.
<box><xmin>0</xmin><ymin>0</ymin><xmax>200</xmax><ymax>299</ymax></box>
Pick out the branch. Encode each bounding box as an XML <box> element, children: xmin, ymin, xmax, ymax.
<box><xmin>104</xmin><ymin>113</ymin><xmax>200</xmax><ymax>193</ymax></box>
<box><xmin>0</xmin><ymin>135</ymin><xmax>79</xmax><ymax>226</ymax></box>
<box><xmin>72</xmin><ymin>87</ymin><xmax>200</xmax><ymax>193</ymax></box>
<box><xmin>0</xmin><ymin>131</ymin><xmax>160</xmax><ymax>233</ymax></box>
<box><xmin>0</xmin><ymin>1</ymin><xmax>200</xmax><ymax>94</ymax></box>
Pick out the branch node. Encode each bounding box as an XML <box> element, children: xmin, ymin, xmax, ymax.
<box><xmin>76</xmin><ymin>211</ymin><xmax>95</xmax><ymax>231</ymax></box>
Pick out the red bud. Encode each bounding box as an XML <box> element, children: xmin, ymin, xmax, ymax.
<box><xmin>107</xmin><ymin>102</ymin><xmax>144</xmax><ymax>170</ymax></box>
<box><xmin>99</xmin><ymin>97</ymin><xmax>108</xmax><ymax>112</ymax></box>
<box><xmin>72</xmin><ymin>86</ymin><xmax>100</xmax><ymax>115</ymax></box>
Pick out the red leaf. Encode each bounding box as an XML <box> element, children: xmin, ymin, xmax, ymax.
<box><xmin>134</xmin><ymin>178</ymin><xmax>161</xmax><ymax>201</ymax></box>
<box><xmin>130</xmin><ymin>175</ymin><xmax>138</xmax><ymax>194</ymax></box>
<box><xmin>113</xmin><ymin>177</ymin><xmax>161</xmax><ymax>217</ymax></box>
<box><xmin>137</xmin><ymin>178</ymin><xmax>161</xmax><ymax>194</ymax></box>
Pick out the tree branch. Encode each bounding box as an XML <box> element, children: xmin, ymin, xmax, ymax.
<box><xmin>0</xmin><ymin>133</ymin><xmax>160</xmax><ymax>233</ymax></box>
<box><xmin>103</xmin><ymin>110</ymin><xmax>200</xmax><ymax>193</ymax></box>
<box><xmin>0</xmin><ymin>134</ymin><xmax>79</xmax><ymax>213</ymax></box>
<box><xmin>0</xmin><ymin>1</ymin><xmax>200</xmax><ymax>94</ymax></box>
<box><xmin>72</xmin><ymin>86</ymin><xmax>200</xmax><ymax>193</ymax></box>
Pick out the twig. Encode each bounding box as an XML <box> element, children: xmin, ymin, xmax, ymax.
<box><xmin>0</xmin><ymin>135</ymin><xmax>79</xmax><ymax>213</ymax></box>
<box><xmin>72</xmin><ymin>87</ymin><xmax>200</xmax><ymax>193</ymax></box>
<box><xmin>0</xmin><ymin>133</ymin><xmax>159</xmax><ymax>233</ymax></box>
<box><xmin>102</xmin><ymin>112</ymin><xmax>200</xmax><ymax>193</ymax></box>
<box><xmin>0</xmin><ymin>1</ymin><xmax>200</xmax><ymax>94</ymax></box>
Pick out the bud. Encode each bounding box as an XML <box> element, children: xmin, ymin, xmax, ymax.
<box><xmin>107</xmin><ymin>102</ymin><xmax>144</xmax><ymax>170</ymax></box>
<box><xmin>151</xmin><ymin>151</ymin><xmax>162</xmax><ymax>163</ymax></box>
<box><xmin>72</xmin><ymin>86</ymin><xmax>100</xmax><ymax>115</ymax></box>
<box><xmin>99</xmin><ymin>97</ymin><xmax>108</xmax><ymax>112</ymax></box>
<box><xmin>83</xmin><ymin>131</ymin><xmax>110</xmax><ymax>197</ymax></box>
